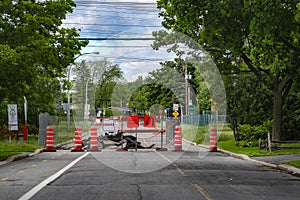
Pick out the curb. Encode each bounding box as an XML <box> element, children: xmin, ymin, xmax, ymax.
<box><xmin>183</xmin><ymin>139</ymin><xmax>300</xmax><ymax>177</ymax></box>
<box><xmin>0</xmin><ymin>148</ymin><xmax>43</xmax><ymax>167</ymax></box>
<box><xmin>0</xmin><ymin>132</ymin><xmax>89</xmax><ymax>166</ymax></box>
<box><xmin>219</xmin><ymin>148</ymin><xmax>300</xmax><ymax>177</ymax></box>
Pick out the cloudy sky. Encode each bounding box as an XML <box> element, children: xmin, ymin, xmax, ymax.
<box><xmin>63</xmin><ymin>0</ymin><xmax>175</xmax><ymax>81</ymax></box>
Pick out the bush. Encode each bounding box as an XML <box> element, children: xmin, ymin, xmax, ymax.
<box><xmin>238</xmin><ymin>120</ymin><xmax>272</xmax><ymax>146</ymax></box>
<box><xmin>0</xmin><ymin>126</ymin><xmax>10</xmax><ymax>139</ymax></box>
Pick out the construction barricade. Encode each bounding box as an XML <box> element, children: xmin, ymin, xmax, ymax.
<box><xmin>174</xmin><ymin>125</ymin><xmax>182</xmax><ymax>151</ymax></box>
<box><xmin>89</xmin><ymin>126</ymin><xmax>100</xmax><ymax>151</ymax></box>
<box><xmin>43</xmin><ymin>126</ymin><xmax>56</xmax><ymax>152</ymax></box>
<box><xmin>71</xmin><ymin>127</ymin><xmax>84</xmax><ymax>152</ymax></box>
<box><xmin>209</xmin><ymin>126</ymin><xmax>218</xmax><ymax>152</ymax></box>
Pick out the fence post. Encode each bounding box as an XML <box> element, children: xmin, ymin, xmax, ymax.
<box><xmin>267</xmin><ymin>132</ymin><xmax>272</xmax><ymax>151</ymax></box>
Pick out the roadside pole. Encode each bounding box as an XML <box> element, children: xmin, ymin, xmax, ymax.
<box><xmin>23</xmin><ymin>96</ymin><xmax>28</xmax><ymax>141</ymax></box>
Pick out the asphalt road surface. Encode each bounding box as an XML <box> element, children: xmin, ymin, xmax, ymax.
<box><xmin>0</xmin><ymin>147</ymin><xmax>299</xmax><ymax>200</ymax></box>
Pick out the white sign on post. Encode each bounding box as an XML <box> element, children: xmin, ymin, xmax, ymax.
<box><xmin>8</xmin><ymin>104</ymin><xmax>18</xmax><ymax>131</ymax></box>
<box><xmin>173</xmin><ymin>104</ymin><xmax>179</xmax><ymax>111</ymax></box>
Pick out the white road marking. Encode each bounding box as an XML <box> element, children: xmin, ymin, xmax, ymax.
<box><xmin>18</xmin><ymin>152</ymin><xmax>90</xmax><ymax>200</ymax></box>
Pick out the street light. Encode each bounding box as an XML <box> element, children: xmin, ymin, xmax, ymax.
<box><xmin>84</xmin><ymin>78</ymin><xmax>90</xmax><ymax>120</ymax></box>
<box><xmin>67</xmin><ymin>52</ymin><xmax>99</xmax><ymax>132</ymax></box>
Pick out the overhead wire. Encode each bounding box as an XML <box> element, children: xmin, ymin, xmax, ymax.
<box><xmin>64</xmin><ymin>0</ymin><xmax>165</xmax><ymax>63</ymax></box>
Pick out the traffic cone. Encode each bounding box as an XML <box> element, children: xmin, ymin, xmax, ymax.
<box><xmin>209</xmin><ymin>126</ymin><xmax>218</xmax><ymax>152</ymax></box>
<box><xmin>174</xmin><ymin>125</ymin><xmax>182</xmax><ymax>151</ymax></box>
<box><xmin>43</xmin><ymin>126</ymin><xmax>56</xmax><ymax>152</ymax></box>
<box><xmin>89</xmin><ymin>126</ymin><xmax>100</xmax><ymax>151</ymax></box>
<box><xmin>71</xmin><ymin>127</ymin><xmax>84</xmax><ymax>152</ymax></box>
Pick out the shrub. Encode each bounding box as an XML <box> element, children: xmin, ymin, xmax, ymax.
<box><xmin>238</xmin><ymin>120</ymin><xmax>272</xmax><ymax>146</ymax></box>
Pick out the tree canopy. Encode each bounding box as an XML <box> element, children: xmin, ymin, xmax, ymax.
<box><xmin>0</xmin><ymin>0</ymin><xmax>87</xmax><ymax>132</ymax></box>
<box><xmin>156</xmin><ymin>0</ymin><xmax>300</xmax><ymax>141</ymax></box>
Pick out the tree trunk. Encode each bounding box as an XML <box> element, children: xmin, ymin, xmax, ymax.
<box><xmin>272</xmin><ymin>88</ymin><xmax>282</xmax><ymax>141</ymax></box>
<box><xmin>271</xmin><ymin>75</ymin><xmax>293</xmax><ymax>141</ymax></box>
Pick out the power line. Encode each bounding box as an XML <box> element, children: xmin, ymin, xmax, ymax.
<box><xmin>74</xmin><ymin>1</ymin><xmax>157</xmax><ymax>6</ymax></box>
<box><xmin>63</xmin><ymin>22</ymin><xmax>161</xmax><ymax>28</ymax></box>
<box><xmin>78</xmin><ymin>37</ymin><xmax>155</xmax><ymax>40</ymax></box>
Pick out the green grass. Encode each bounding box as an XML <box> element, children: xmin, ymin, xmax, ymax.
<box><xmin>218</xmin><ymin>140</ymin><xmax>300</xmax><ymax>156</ymax></box>
<box><xmin>280</xmin><ymin>143</ymin><xmax>300</xmax><ymax>148</ymax></box>
<box><xmin>0</xmin><ymin>135</ymin><xmax>40</xmax><ymax>161</ymax></box>
<box><xmin>182</xmin><ymin>123</ymin><xmax>300</xmax><ymax>157</ymax></box>
<box><xmin>282</xmin><ymin>160</ymin><xmax>300</xmax><ymax>169</ymax></box>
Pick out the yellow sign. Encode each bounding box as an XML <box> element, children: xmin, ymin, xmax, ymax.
<box><xmin>172</xmin><ymin>110</ymin><xmax>179</xmax><ymax>117</ymax></box>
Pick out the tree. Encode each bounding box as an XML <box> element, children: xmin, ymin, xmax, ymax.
<box><xmin>95</xmin><ymin>62</ymin><xmax>123</xmax><ymax>110</ymax></box>
<box><xmin>156</xmin><ymin>0</ymin><xmax>300</xmax><ymax>141</ymax></box>
<box><xmin>0</xmin><ymin>0</ymin><xmax>87</xmax><ymax>132</ymax></box>
<box><xmin>72</xmin><ymin>60</ymin><xmax>123</xmax><ymax>119</ymax></box>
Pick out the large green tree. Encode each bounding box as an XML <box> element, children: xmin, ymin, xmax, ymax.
<box><xmin>0</xmin><ymin>0</ymin><xmax>87</xmax><ymax>131</ymax></box>
<box><xmin>156</xmin><ymin>0</ymin><xmax>300</xmax><ymax>141</ymax></box>
<box><xmin>72</xmin><ymin>60</ymin><xmax>123</xmax><ymax>119</ymax></box>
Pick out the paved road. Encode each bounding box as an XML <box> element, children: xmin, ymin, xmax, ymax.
<box><xmin>1</xmin><ymin>146</ymin><xmax>299</xmax><ymax>200</ymax></box>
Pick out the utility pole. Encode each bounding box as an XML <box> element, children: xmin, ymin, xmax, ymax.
<box><xmin>185</xmin><ymin>64</ymin><xmax>188</xmax><ymax>116</ymax></box>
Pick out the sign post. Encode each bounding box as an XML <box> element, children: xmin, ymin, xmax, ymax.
<box><xmin>23</xmin><ymin>96</ymin><xmax>28</xmax><ymax>141</ymax></box>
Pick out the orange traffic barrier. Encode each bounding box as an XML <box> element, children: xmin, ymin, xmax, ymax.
<box><xmin>43</xmin><ymin>126</ymin><xmax>56</xmax><ymax>152</ymax></box>
<box><xmin>209</xmin><ymin>126</ymin><xmax>218</xmax><ymax>152</ymax></box>
<box><xmin>71</xmin><ymin>127</ymin><xmax>84</xmax><ymax>152</ymax></box>
<box><xmin>174</xmin><ymin>125</ymin><xmax>182</xmax><ymax>151</ymax></box>
<box><xmin>89</xmin><ymin>126</ymin><xmax>100</xmax><ymax>151</ymax></box>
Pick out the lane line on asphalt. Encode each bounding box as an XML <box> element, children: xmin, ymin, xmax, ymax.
<box><xmin>155</xmin><ymin>151</ymin><xmax>187</xmax><ymax>176</ymax></box>
<box><xmin>191</xmin><ymin>182</ymin><xmax>213</xmax><ymax>200</ymax></box>
<box><xmin>156</xmin><ymin>151</ymin><xmax>213</xmax><ymax>200</ymax></box>
<box><xmin>1</xmin><ymin>177</ymin><xmax>8</xmax><ymax>181</ymax></box>
<box><xmin>18</xmin><ymin>152</ymin><xmax>90</xmax><ymax>200</ymax></box>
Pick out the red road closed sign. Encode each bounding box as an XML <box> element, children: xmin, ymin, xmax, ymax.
<box><xmin>127</xmin><ymin>116</ymin><xmax>139</xmax><ymax>128</ymax></box>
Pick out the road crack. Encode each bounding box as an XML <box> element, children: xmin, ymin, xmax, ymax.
<box><xmin>137</xmin><ymin>184</ymin><xmax>143</xmax><ymax>200</ymax></box>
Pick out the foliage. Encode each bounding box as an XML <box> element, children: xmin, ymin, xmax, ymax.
<box><xmin>0</xmin><ymin>0</ymin><xmax>87</xmax><ymax>134</ymax></box>
<box><xmin>282</xmin><ymin>84</ymin><xmax>300</xmax><ymax>140</ymax></box>
<box><xmin>72</xmin><ymin>59</ymin><xmax>123</xmax><ymax>119</ymax></box>
<box><xmin>95</xmin><ymin>62</ymin><xmax>123</xmax><ymax>111</ymax></box>
<box><xmin>238</xmin><ymin>120</ymin><xmax>272</xmax><ymax>146</ymax></box>
<box><xmin>156</xmin><ymin>0</ymin><xmax>300</xmax><ymax>141</ymax></box>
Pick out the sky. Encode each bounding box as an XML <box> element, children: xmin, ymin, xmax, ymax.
<box><xmin>63</xmin><ymin>0</ymin><xmax>176</xmax><ymax>81</ymax></box>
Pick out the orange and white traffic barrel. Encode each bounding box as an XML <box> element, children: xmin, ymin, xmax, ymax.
<box><xmin>89</xmin><ymin>126</ymin><xmax>100</xmax><ymax>151</ymax></box>
<box><xmin>43</xmin><ymin>126</ymin><xmax>56</xmax><ymax>152</ymax></box>
<box><xmin>174</xmin><ymin>125</ymin><xmax>182</xmax><ymax>151</ymax></box>
<box><xmin>209</xmin><ymin>126</ymin><xmax>218</xmax><ymax>152</ymax></box>
<box><xmin>72</xmin><ymin>127</ymin><xmax>84</xmax><ymax>152</ymax></box>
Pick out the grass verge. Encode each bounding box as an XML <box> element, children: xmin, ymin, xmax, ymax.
<box><xmin>0</xmin><ymin>135</ymin><xmax>40</xmax><ymax>161</ymax></box>
<box><xmin>182</xmin><ymin>123</ymin><xmax>300</xmax><ymax>157</ymax></box>
<box><xmin>282</xmin><ymin>160</ymin><xmax>300</xmax><ymax>168</ymax></box>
